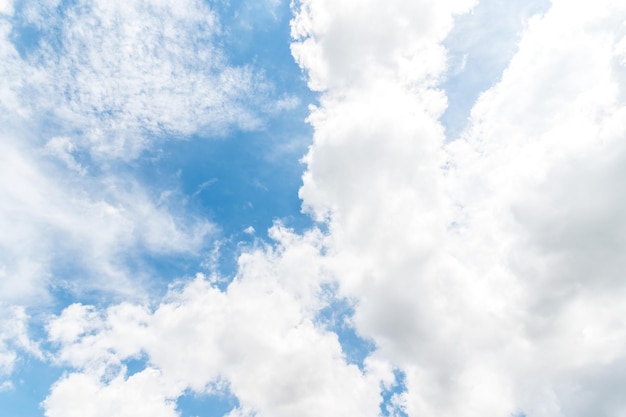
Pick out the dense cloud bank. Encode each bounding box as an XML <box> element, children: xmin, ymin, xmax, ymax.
<box><xmin>3</xmin><ymin>0</ymin><xmax>626</xmax><ymax>416</ymax></box>
<box><xmin>292</xmin><ymin>0</ymin><xmax>626</xmax><ymax>415</ymax></box>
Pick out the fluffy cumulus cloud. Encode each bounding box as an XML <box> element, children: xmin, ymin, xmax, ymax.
<box><xmin>293</xmin><ymin>0</ymin><xmax>626</xmax><ymax>416</ymax></box>
<box><xmin>291</xmin><ymin>0</ymin><xmax>474</xmax><ymax>92</ymax></box>
<box><xmin>44</xmin><ymin>226</ymin><xmax>388</xmax><ymax>417</ymax></box>
<box><xmin>444</xmin><ymin>1</ymin><xmax>626</xmax><ymax>415</ymax></box>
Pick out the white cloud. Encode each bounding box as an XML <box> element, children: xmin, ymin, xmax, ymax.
<box><xmin>8</xmin><ymin>0</ymin><xmax>267</xmax><ymax>160</ymax></box>
<box><xmin>445</xmin><ymin>3</ymin><xmax>626</xmax><ymax>414</ymax></box>
<box><xmin>44</xmin><ymin>226</ymin><xmax>387</xmax><ymax>417</ymax></box>
<box><xmin>0</xmin><ymin>0</ymin><xmax>284</xmax><ymax>386</ymax></box>
<box><xmin>0</xmin><ymin>306</ymin><xmax>41</xmax><ymax>386</ymax></box>
<box><xmin>1</xmin><ymin>1</ymin><xmax>408</xmax><ymax>414</ymax></box>
<box><xmin>290</xmin><ymin>0</ymin><xmax>475</xmax><ymax>92</ymax></box>
<box><xmin>35</xmin><ymin>1</ymin><xmax>480</xmax><ymax>410</ymax></box>
<box><xmin>43</xmin><ymin>368</ymin><xmax>182</xmax><ymax>417</ymax></box>
<box><xmin>441</xmin><ymin>0</ymin><xmax>550</xmax><ymax>137</ymax></box>
<box><xmin>0</xmin><ymin>0</ymin><xmax>271</xmax><ymax>303</ymax></box>
<box><xmin>0</xmin><ymin>134</ymin><xmax>214</xmax><ymax>304</ymax></box>
<box><xmin>0</xmin><ymin>0</ymin><xmax>13</xmax><ymax>16</ymax></box>
<box><xmin>43</xmin><ymin>137</ymin><xmax>87</xmax><ymax>174</ymax></box>
<box><xmin>291</xmin><ymin>0</ymin><xmax>626</xmax><ymax>416</ymax></box>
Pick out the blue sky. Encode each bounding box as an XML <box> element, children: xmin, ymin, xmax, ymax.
<box><xmin>2</xmin><ymin>0</ymin><xmax>626</xmax><ymax>416</ymax></box>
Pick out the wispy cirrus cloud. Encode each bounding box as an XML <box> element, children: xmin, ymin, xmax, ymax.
<box><xmin>0</xmin><ymin>132</ymin><xmax>215</xmax><ymax>305</ymax></box>
<box><xmin>0</xmin><ymin>0</ymin><xmax>278</xmax><ymax>307</ymax></box>
<box><xmin>0</xmin><ymin>0</ymin><xmax>277</xmax><ymax>381</ymax></box>
<box><xmin>0</xmin><ymin>306</ymin><xmax>42</xmax><ymax>390</ymax></box>
<box><xmin>12</xmin><ymin>0</ymin><xmax>268</xmax><ymax>159</ymax></box>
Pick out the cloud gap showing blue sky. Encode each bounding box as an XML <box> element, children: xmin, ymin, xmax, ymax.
<box><xmin>441</xmin><ymin>0</ymin><xmax>550</xmax><ymax>139</ymax></box>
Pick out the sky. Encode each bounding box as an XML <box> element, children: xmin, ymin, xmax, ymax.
<box><xmin>1</xmin><ymin>0</ymin><xmax>626</xmax><ymax>416</ymax></box>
